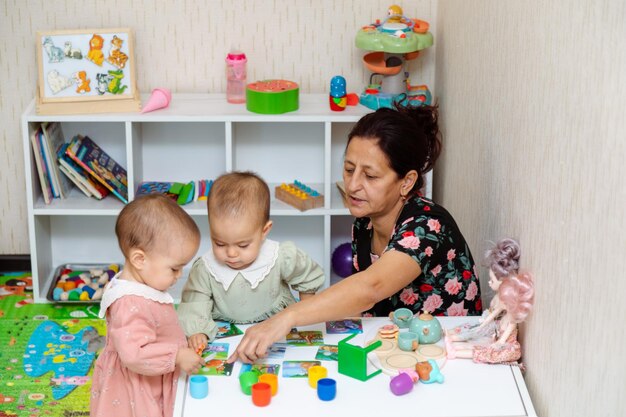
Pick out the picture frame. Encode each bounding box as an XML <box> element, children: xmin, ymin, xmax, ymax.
<box><xmin>36</xmin><ymin>28</ymin><xmax>140</xmax><ymax>114</ymax></box>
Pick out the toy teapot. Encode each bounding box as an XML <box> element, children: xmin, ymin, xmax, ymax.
<box><xmin>409</xmin><ymin>311</ymin><xmax>442</xmax><ymax>344</ymax></box>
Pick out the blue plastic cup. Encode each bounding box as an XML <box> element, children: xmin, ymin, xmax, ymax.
<box><xmin>317</xmin><ymin>378</ymin><xmax>336</xmax><ymax>401</ymax></box>
<box><xmin>189</xmin><ymin>375</ymin><xmax>208</xmax><ymax>399</ymax></box>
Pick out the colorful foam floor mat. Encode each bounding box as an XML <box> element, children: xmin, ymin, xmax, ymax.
<box><xmin>0</xmin><ymin>271</ymin><xmax>105</xmax><ymax>417</ymax></box>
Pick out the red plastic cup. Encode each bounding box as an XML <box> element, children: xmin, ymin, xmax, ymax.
<box><xmin>252</xmin><ymin>382</ymin><xmax>271</xmax><ymax>407</ymax></box>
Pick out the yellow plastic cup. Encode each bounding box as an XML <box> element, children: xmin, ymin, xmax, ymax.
<box><xmin>308</xmin><ymin>365</ymin><xmax>328</xmax><ymax>389</ymax></box>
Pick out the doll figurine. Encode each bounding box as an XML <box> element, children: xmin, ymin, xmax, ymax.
<box><xmin>445</xmin><ymin>239</ymin><xmax>534</xmax><ymax>365</ymax></box>
<box><xmin>329</xmin><ymin>75</ymin><xmax>347</xmax><ymax>111</ymax></box>
<box><xmin>446</xmin><ymin>238</ymin><xmax>520</xmax><ymax>342</ymax></box>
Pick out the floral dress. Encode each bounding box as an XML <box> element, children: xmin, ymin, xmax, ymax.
<box><xmin>353</xmin><ymin>196</ymin><xmax>482</xmax><ymax>317</ymax></box>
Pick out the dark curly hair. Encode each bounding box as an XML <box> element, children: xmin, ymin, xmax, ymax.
<box><xmin>347</xmin><ymin>103</ymin><xmax>442</xmax><ymax>194</ymax></box>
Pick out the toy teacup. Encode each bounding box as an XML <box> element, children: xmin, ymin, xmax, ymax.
<box><xmin>390</xmin><ymin>308</ymin><xmax>414</xmax><ymax>329</ymax></box>
<box><xmin>397</xmin><ymin>331</ymin><xmax>419</xmax><ymax>351</ymax></box>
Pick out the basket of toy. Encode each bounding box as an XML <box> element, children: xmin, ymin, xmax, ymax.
<box><xmin>46</xmin><ymin>263</ymin><xmax>120</xmax><ymax>303</ymax></box>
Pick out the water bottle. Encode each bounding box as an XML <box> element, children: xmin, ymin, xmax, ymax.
<box><xmin>226</xmin><ymin>50</ymin><xmax>247</xmax><ymax>104</ymax></box>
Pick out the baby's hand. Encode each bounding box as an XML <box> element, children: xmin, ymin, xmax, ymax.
<box><xmin>176</xmin><ymin>347</ymin><xmax>205</xmax><ymax>375</ymax></box>
<box><xmin>188</xmin><ymin>333</ymin><xmax>209</xmax><ymax>354</ymax></box>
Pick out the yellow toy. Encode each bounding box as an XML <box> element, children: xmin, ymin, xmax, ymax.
<box><xmin>87</xmin><ymin>34</ymin><xmax>105</xmax><ymax>66</ymax></box>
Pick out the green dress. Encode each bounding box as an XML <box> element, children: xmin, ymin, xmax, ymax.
<box><xmin>177</xmin><ymin>239</ymin><xmax>325</xmax><ymax>341</ymax></box>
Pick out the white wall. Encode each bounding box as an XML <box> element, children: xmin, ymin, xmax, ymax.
<box><xmin>0</xmin><ymin>0</ymin><xmax>436</xmax><ymax>252</ymax></box>
<box><xmin>435</xmin><ymin>1</ymin><xmax>625</xmax><ymax>416</ymax></box>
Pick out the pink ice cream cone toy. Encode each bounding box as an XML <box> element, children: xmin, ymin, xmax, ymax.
<box><xmin>141</xmin><ymin>88</ymin><xmax>172</xmax><ymax>113</ymax></box>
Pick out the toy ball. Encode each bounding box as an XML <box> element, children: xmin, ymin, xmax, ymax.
<box><xmin>331</xmin><ymin>243</ymin><xmax>353</xmax><ymax>278</ymax></box>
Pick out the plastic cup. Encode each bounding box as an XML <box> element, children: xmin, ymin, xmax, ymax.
<box><xmin>239</xmin><ymin>371</ymin><xmax>259</xmax><ymax>395</ymax></box>
<box><xmin>258</xmin><ymin>373</ymin><xmax>278</xmax><ymax>396</ymax></box>
<box><xmin>251</xmin><ymin>382</ymin><xmax>272</xmax><ymax>407</ymax></box>
<box><xmin>308</xmin><ymin>365</ymin><xmax>328</xmax><ymax>388</ymax></box>
<box><xmin>317</xmin><ymin>378</ymin><xmax>336</xmax><ymax>401</ymax></box>
<box><xmin>189</xmin><ymin>375</ymin><xmax>208</xmax><ymax>399</ymax></box>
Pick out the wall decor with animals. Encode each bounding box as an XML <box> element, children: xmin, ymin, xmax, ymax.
<box><xmin>36</xmin><ymin>28</ymin><xmax>140</xmax><ymax>115</ymax></box>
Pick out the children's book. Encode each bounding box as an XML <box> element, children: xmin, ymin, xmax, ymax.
<box><xmin>38</xmin><ymin>128</ymin><xmax>58</xmax><ymax>198</ymax></box>
<box><xmin>135</xmin><ymin>181</ymin><xmax>174</xmax><ymax>198</ymax></box>
<box><xmin>30</xmin><ymin>127</ymin><xmax>53</xmax><ymax>204</ymax></box>
<box><xmin>59</xmin><ymin>164</ymin><xmax>92</xmax><ymax>198</ymax></box>
<box><xmin>42</xmin><ymin>122</ymin><xmax>72</xmax><ymax>198</ymax></box>
<box><xmin>58</xmin><ymin>144</ymin><xmax>110</xmax><ymax>200</ymax></box>
<box><xmin>66</xmin><ymin>135</ymin><xmax>128</xmax><ymax>203</ymax></box>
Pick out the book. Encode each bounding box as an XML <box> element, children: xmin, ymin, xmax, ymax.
<box><xmin>58</xmin><ymin>163</ymin><xmax>92</xmax><ymax>198</ymax></box>
<box><xmin>135</xmin><ymin>181</ymin><xmax>177</xmax><ymax>201</ymax></box>
<box><xmin>37</xmin><ymin>128</ymin><xmax>58</xmax><ymax>198</ymax></box>
<box><xmin>42</xmin><ymin>122</ymin><xmax>73</xmax><ymax>198</ymax></box>
<box><xmin>58</xmin><ymin>144</ymin><xmax>110</xmax><ymax>200</ymax></box>
<box><xmin>30</xmin><ymin>127</ymin><xmax>53</xmax><ymax>204</ymax></box>
<box><xmin>66</xmin><ymin>135</ymin><xmax>128</xmax><ymax>203</ymax></box>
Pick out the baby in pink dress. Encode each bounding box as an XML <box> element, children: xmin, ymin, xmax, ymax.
<box><xmin>91</xmin><ymin>194</ymin><xmax>205</xmax><ymax>417</ymax></box>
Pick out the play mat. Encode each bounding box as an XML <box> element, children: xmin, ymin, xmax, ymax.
<box><xmin>0</xmin><ymin>271</ymin><xmax>105</xmax><ymax>417</ymax></box>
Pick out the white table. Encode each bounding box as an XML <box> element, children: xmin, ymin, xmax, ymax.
<box><xmin>175</xmin><ymin>317</ymin><xmax>537</xmax><ymax>417</ymax></box>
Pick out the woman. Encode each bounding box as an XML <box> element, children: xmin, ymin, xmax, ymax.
<box><xmin>229</xmin><ymin>104</ymin><xmax>482</xmax><ymax>363</ymax></box>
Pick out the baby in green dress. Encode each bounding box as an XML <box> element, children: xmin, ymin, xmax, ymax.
<box><xmin>177</xmin><ymin>171</ymin><xmax>325</xmax><ymax>352</ymax></box>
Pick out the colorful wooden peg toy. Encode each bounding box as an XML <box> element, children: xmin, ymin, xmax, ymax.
<box><xmin>275</xmin><ymin>180</ymin><xmax>324</xmax><ymax>211</ymax></box>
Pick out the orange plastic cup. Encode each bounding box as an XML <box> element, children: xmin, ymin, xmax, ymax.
<box><xmin>251</xmin><ymin>382</ymin><xmax>271</xmax><ymax>407</ymax></box>
<box><xmin>258</xmin><ymin>373</ymin><xmax>278</xmax><ymax>396</ymax></box>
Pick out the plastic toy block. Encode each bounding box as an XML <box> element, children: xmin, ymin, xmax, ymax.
<box><xmin>337</xmin><ymin>333</ymin><xmax>382</xmax><ymax>381</ymax></box>
<box><xmin>168</xmin><ymin>182</ymin><xmax>184</xmax><ymax>195</ymax></box>
<box><xmin>177</xmin><ymin>181</ymin><xmax>195</xmax><ymax>205</ymax></box>
<box><xmin>275</xmin><ymin>182</ymin><xmax>324</xmax><ymax>211</ymax></box>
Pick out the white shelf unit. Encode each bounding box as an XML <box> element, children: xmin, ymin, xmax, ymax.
<box><xmin>22</xmin><ymin>94</ymin><xmax>431</xmax><ymax>302</ymax></box>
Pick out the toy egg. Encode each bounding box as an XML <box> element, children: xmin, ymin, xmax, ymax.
<box><xmin>409</xmin><ymin>312</ymin><xmax>443</xmax><ymax>344</ymax></box>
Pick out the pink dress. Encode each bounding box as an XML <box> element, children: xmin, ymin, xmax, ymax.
<box><xmin>90</xmin><ymin>277</ymin><xmax>187</xmax><ymax>417</ymax></box>
<box><xmin>472</xmin><ymin>326</ymin><xmax>521</xmax><ymax>364</ymax></box>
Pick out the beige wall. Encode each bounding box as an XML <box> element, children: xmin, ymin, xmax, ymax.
<box><xmin>1</xmin><ymin>0</ymin><xmax>625</xmax><ymax>415</ymax></box>
<box><xmin>436</xmin><ymin>0</ymin><xmax>625</xmax><ymax>416</ymax></box>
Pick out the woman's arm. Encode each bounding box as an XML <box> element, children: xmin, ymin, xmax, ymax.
<box><xmin>229</xmin><ymin>250</ymin><xmax>421</xmax><ymax>363</ymax></box>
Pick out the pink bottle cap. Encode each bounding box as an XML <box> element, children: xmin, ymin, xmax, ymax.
<box><xmin>226</xmin><ymin>52</ymin><xmax>247</xmax><ymax>64</ymax></box>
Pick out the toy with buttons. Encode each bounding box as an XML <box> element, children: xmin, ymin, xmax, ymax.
<box><xmin>50</xmin><ymin>264</ymin><xmax>120</xmax><ymax>302</ymax></box>
<box><xmin>275</xmin><ymin>180</ymin><xmax>324</xmax><ymax>211</ymax></box>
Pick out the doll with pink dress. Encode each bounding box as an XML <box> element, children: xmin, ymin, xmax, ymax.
<box><xmin>445</xmin><ymin>238</ymin><xmax>534</xmax><ymax>365</ymax></box>
<box><xmin>90</xmin><ymin>194</ymin><xmax>205</xmax><ymax>417</ymax></box>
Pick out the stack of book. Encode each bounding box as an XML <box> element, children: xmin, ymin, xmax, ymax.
<box><xmin>30</xmin><ymin>122</ymin><xmax>74</xmax><ymax>204</ymax></box>
<box><xmin>64</xmin><ymin>135</ymin><xmax>128</xmax><ymax>203</ymax></box>
<box><xmin>30</xmin><ymin>122</ymin><xmax>128</xmax><ymax>204</ymax></box>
